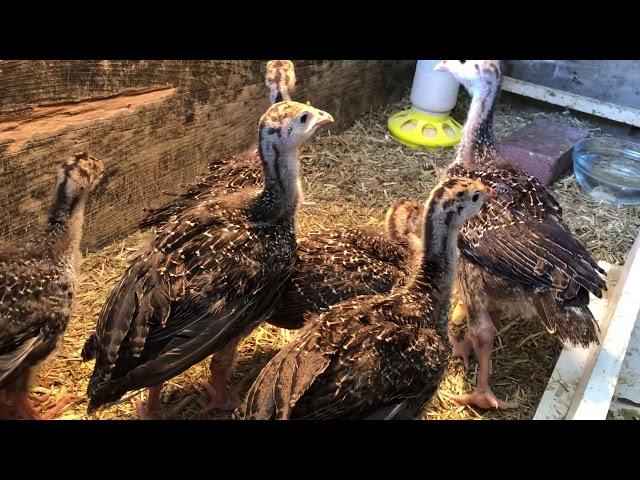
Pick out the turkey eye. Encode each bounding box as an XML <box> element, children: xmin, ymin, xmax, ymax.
<box><xmin>472</xmin><ymin>193</ymin><xmax>480</xmax><ymax>202</ymax></box>
<box><xmin>300</xmin><ymin>114</ymin><xmax>308</xmax><ymax>124</ymax></box>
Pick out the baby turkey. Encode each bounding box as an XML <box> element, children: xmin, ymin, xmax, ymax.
<box><xmin>196</xmin><ymin>198</ymin><xmax>430</xmax><ymax>414</ymax></box>
<box><xmin>434</xmin><ymin>60</ymin><xmax>606</xmax><ymax>409</ymax></box>
<box><xmin>84</xmin><ymin>101</ymin><xmax>332</xmax><ymax>419</ymax></box>
<box><xmin>0</xmin><ymin>153</ymin><xmax>104</xmax><ymax>419</ymax></box>
<box><xmin>238</xmin><ymin>177</ymin><xmax>493</xmax><ymax>420</ymax></box>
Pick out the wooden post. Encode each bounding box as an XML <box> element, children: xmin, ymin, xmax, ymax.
<box><xmin>533</xmin><ymin>262</ymin><xmax>620</xmax><ymax>419</ymax></box>
<box><xmin>566</xmin><ymin>232</ymin><xmax>640</xmax><ymax>419</ymax></box>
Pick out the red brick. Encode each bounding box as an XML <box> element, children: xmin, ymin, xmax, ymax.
<box><xmin>498</xmin><ymin>119</ymin><xmax>590</xmax><ymax>185</ymax></box>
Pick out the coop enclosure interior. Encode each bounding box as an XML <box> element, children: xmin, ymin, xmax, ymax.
<box><xmin>0</xmin><ymin>60</ymin><xmax>638</xmax><ymax>420</ymax></box>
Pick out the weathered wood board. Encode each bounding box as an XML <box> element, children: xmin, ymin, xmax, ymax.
<box><xmin>504</xmin><ymin>60</ymin><xmax>640</xmax><ymax>111</ymax></box>
<box><xmin>567</xmin><ymin>233</ymin><xmax>640</xmax><ymax>419</ymax></box>
<box><xmin>609</xmin><ymin>314</ymin><xmax>640</xmax><ymax>419</ymax></box>
<box><xmin>0</xmin><ymin>60</ymin><xmax>415</xmax><ymax>250</ymax></box>
<box><xmin>536</xmin><ymin>230</ymin><xmax>640</xmax><ymax>420</ymax></box>
<box><xmin>502</xmin><ymin>76</ymin><xmax>640</xmax><ymax>128</ymax></box>
<box><xmin>534</xmin><ymin>261</ymin><xmax>621</xmax><ymax>419</ymax></box>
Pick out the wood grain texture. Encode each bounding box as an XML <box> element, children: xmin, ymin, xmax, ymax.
<box><xmin>0</xmin><ymin>60</ymin><xmax>415</xmax><ymax>250</ymax></box>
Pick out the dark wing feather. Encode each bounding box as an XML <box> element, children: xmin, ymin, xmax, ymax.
<box><xmin>450</xmin><ymin>164</ymin><xmax>606</xmax><ymax>299</ymax></box>
<box><xmin>240</xmin><ymin>318</ymin><xmax>336</xmax><ymax>419</ymax></box>
<box><xmin>0</xmin><ymin>336</ymin><xmax>43</xmax><ymax>386</ymax></box>
<box><xmin>240</xmin><ymin>296</ymin><xmax>448</xmax><ymax>420</ymax></box>
<box><xmin>140</xmin><ymin>150</ymin><xmax>262</xmax><ymax>229</ymax></box>
<box><xmin>94</xmin><ymin>282</ymin><xmax>284</xmax><ymax>396</ymax></box>
<box><xmin>0</xmin><ymin>257</ymin><xmax>71</xmax><ymax>389</ymax></box>
<box><xmin>81</xmin><ymin>333</ymin><xmax>98</xmax><ymax>361</ymax></box>
<box><xmin>86</xmin><ymin>250</ymin><xmax>171</xmax><ymax>404</ymax></box>
<box><xmin>293</xmin><ymin>322</ymin><xmax>445</xmax><ymax>420</ymax></box>
<box><xmin>88</xmin><ymin>200</ymin><xmax>296</xmax><ymax>411</ymax></box>
<box><xmin>268</xmin><ymin>230</ymin><xmax>412</xmax><ymax>329</ymax></box>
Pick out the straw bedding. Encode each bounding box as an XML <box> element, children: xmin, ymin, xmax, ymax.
<box><xmin>32</xmin><ymin>92</ymin><xmax>640</xmax><ymax>420</ymax></box>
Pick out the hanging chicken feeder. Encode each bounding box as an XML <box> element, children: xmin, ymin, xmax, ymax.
<box><xmin>388</xmin><ymin>60</ymin><xmax>463</xmax><ymax>148</ymax></box>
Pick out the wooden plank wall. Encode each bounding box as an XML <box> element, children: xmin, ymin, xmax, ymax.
<box><xmin>503</xmin><ymin>60</ymin><xmax>640</xmax><ymax>110</ymax></box>
<box><xmin>0</xmin><ymin>60</ymin><xmax>415</xmax><ymax>251</ymax></box>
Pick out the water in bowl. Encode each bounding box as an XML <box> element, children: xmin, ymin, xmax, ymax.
<box><xmin>574</xmin><ymin>144</ymin><xmax>640</xmax><ymax>206</ymax></box>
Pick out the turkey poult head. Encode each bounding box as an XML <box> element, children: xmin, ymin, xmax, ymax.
<box><xmin>57</xmin><ymin>152</ymin><xmax>105</xmax><ymax>196</ymax></box>
<box><xmin>384</xmin><ymin>199</ymin><xmax>424</xmax><ymax>242</ymax></box>
<box><xmin>434</xmin><ymin>60</ymin><xmax>501</xmax><ymax>95</ymax></box>
<box><xmin>49</xmin><ymin>152</ymin><xmax>104</xmax><ymax>225</ymax></box>
<box><xmin>425</xmin><ymin>177</ymin><xmax>493</xmax><ymax>228</ymax></box>
<box><xmin>257</xmin><ymin>101</ymin><xmax>332</xmax><ymax>218</ymax></box>
<box><xmin>258</xmin><ymin>101</ymin><xmax>333</xmax><ymax>152</ymax></box>
<box><xmin>265</xmin><ymin>60</ymin><xmax>297</xmax><ymax>104</ymax></box>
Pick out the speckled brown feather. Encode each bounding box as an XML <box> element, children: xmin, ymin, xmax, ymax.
<box><xmin>239</xmin><ymin>293</ymin><xmax>448</xmax><ymax>419</ymax></box>
<box><xmin>267</xmin><ymin>226</ymin><xmax>417</xmax><ymax>330</ymax></box>
<box><xmin>238</xmin><ymin>178</ymin><xmax>491</xmax><ymax>420</ymax></box>
<box><xmin>267</xmin><ymin>200</ymin><xmax>425</xmax><ymax>332</ymax></box>
<box><xmin>0</xmin><ymin>153</ymin><xmax>103</xmax><ymax>391</ymax></box>
<box><xmin>439</xmin><ymin>60</ymin><xmax>605</xmax><ymax>347</ymax></box>
<box><xmin>85</xmin><ymin>102</ymin><xmax>331</xmax><ymax>412</ymax></box>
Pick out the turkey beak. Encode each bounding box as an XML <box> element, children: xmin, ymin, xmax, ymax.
<box><xmin>485</xmin><ymin>186</ymin><xmax>496</xmax><ymax>198</ymax></box>
<box><xmin>434</xmin><ymin>61</ymin><xmax>449</xmax><ymax>73</ymax></box>
<box><xmin>314</xmin><ymin>111</ymin><xmax>334</xmax><ymax>129</ymax></box>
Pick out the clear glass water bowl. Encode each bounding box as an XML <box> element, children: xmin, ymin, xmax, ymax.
<box><xmin>573</xmin><ymin>137</ymin><xmax>640</xmax><ymax>206</ymax></box>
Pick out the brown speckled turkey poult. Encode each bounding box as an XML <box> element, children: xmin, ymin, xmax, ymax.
<box><xmin>140</xmin><ymin>60</ymin><xmax>297</xmax><ymax>229</ymax></box>
<box><xmin>192</xmin><ymin>199</ymin><xmax>429</xmax><ymax>415</ymax></box>
<box><xmin>138</xmin><ymin>59</ymin><xmax>436</xmax><ymax>415</ymax></box>
<box><xmin>434</xmin><ymin>60</ymin><xmax>607</xmax><ymax>410</ymax></box>
<box><xmin>0</xmin><ymin>153</ymin><xmax>104</xmax><ymax>419</ymax></box>
<box><xmin>237</xmin><ymin>177</ymin><xmax>493</xmax><ymax>420</ymax></box>
<box><xmin>274</xmin><ymin>203</ymin><xmax>424</xmax><ymax>331</ymax></box>
<box><xmin>82</xmin><ymin>101</ymin><xmax>333</xmax><ymax>419</ymax></box>
<box><xmin>269</xmin><ymin>199</ymin><xmax>427</xmax><ymax>333</ymax></box>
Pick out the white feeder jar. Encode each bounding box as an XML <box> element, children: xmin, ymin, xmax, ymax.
<box><xmin>388</xmin><ymin>60</ymin><xmax>463</xmax><ymax>148</ymax></box>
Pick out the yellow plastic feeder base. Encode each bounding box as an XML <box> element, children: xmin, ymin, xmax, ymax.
<box><xmin>388</xmin><ymin>108</ymin><xmax>462</xmax><ymax>149</ymax></box>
